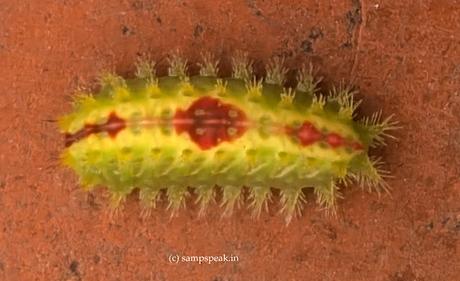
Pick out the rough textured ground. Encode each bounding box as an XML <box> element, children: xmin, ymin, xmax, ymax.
<box><xmin>0</xmin><ymin>0</ymin><xmax>459</xmax><ymax>280</ymax></box>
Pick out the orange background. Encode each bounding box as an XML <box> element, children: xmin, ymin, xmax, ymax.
<box><xmin>0</xmin><ymin>1</ymin><xmax>459</xmax><ymax>280</ymax></box>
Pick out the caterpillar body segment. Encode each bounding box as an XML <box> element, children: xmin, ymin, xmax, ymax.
<box><xmin>59</xmin><ymin>53</ymin><xmax>397</xmax><ymax>223</ymax></box>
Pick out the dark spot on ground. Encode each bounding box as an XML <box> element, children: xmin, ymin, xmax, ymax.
<box><xmin>156</xmin><ymin>17</ymin><xmax>162</xmax><ymax>24</ymax></box>
<box><xmin>440</xmin><ymin>216</ymin><xmax>460</xmax><ymax>232</ymax></box>
<box><xmin>93</xmin><ymin>255</ymin><xmax>100</xmax><ymax>264</ymax></box>
<box><xmin>193</xmin><ymin>24</ymin><xmax>204</xmax><ymax>37</ymax></box>
<box><xmin>69</xmin><ymin>260</ymin><xmax>78</xmax><ymax>272</ymax></box>
<box><xmin>346</xmin><ymin>0</ymin><xmax>362</xmax><ymax>34</ymax></box>
<box><xmin>121</xmin><ymin>25</ymin><xmax>135</xmax><ymax>36</ymax></box>
<box><xmin>300</xmin><ymin>39</ymin><xmax>313</xmax><ymax>53</ymax></box>
<box><xmin>426</xmin><ymin>221</ymin><xmax>434</xmax><ymax>230</ymax></box>
<box><xmin>43</xmin><ymin>12</ymin><xmax>52</xmax><ymax>23</ymax></box>
<box><xmin>246</xmin><ymin>0</ymin><xmax>263</xmax><ymax>17</ymax></box>
<box><xmin>300</xmin><ymin>27</ymin><xmax>323</xmax><ymax>53</ymax></box>
<box><xmin>342</xmin><ymin>0</ymin><xmax>362</xmax><ymax>48</ymax></box>
<box><xmin>309</xmin><ymin>26</ymin><xmax>323</xmax><ymax>40</ymax></box>
<box><xmin>69</xmin><ymin>260</ymin><xmax>80</xmax><ymax>276</ymax></box>
<box><xmin>0</xmin><ymin>260</ymin><xmax>4</xmax><ymax>271</ymax></box>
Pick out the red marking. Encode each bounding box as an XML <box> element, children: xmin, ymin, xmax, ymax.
<box><xmin>286</xmin><ymin>121</ymin><xmax>322</xmax><ymax>146</ymax></box>
<box><xmin>105</xmin><ymin>113</ymin><xmax>126</xmax><ymax>138</ymax></box>
<box><xmin>174</xmin><ymin>96</ymin><xmax>248</xmax><ymax>150</ymax></box>
<box><xmin>326</xmin><ymin>133</ymin><xmax>344</xmax><ymax>148</ymax></box>
<box><xmin>64</xmin><ymin>112</ymin><xmax>126</xmax><ymax>147</ymax></box>
<box><xmin>350</xmin><ymin>141</ymin><xmax>364</xmax><ymax>151</ymax></box>
<box><xmin>285</xmin><ymin>121</ymin><xmax>364</xmax><ymax>151</ymax></box>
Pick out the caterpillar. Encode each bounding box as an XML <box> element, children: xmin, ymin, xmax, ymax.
<box><xmin>59</xmin><ymin>52</ymin><xmax>398</xmax><ymax>223</ymax></box>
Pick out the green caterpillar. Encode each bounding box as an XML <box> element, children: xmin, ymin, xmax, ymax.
<box><xmin>59</xmin><ymin>52</ymin><xmax>398</xmax><ymax>223</ymax></box>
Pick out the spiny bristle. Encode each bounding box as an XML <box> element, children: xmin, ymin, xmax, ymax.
<box><xmin>99</xmin><ymin>72</ymin><xmax>127</xmax><ymax>89</ymax></box>
<box><xmin>139</xmin><ymin>187</ymin><xmax>161</xmax><ymax>212</ymax></box>
<box><xmin>245</xmin><ymin>77</ymin><xmax>263</xmax><ymax>99</ymax></box>
<box><xmin>314</xmin><ymin>181</ymin><xmax>342</xmax><ymax>214</ymax></box>
<box><xmin>214</xmin><ymin>79</ymin><xmax>228</xmax><ymax>96</ymax></box>
<box><xmin>167</xmin><ymin>53</ymin><xmax>188</xmax><ymax>79</ymax></box>
<box><xmin>199</xmin><ymin>52</ymin><xmax>219</xmax><ymax>76</ymax></box>
<box><xmin>166</xmin><ymin>185</ymin><xmax>189</xmax><ymax>217</ymax></box>
<box><xmin>361</xmin><ymin>111</ymin><xmax>400</xmax><ymax>147</ymax></box>
<box><xmin>348</xmin><ymin>156</ymin><xmax>390</xmax><ymax>193</ymax></box>
<box><xmin>135</xmin><ymin>57</ymin><xmax>157</xmax><ymax>84</ymax></box>
<box><xmin>338</xmin><ymin>174</ymin><xmax>353</xmax><ymax>188</ymax></box>
<box><xmin>177</xmin><ymin>81</ymin><xmax>195</xmax><ymax>97</ymax></box>
<box><xmin>328</xmin><ymin>84</ymin><xmax>362</xmax><ymax>119</ymax></box>
<box><xmin>369</xmin><ymin>156</ymin><xmax>392</xmax><ymax>193</ymax></box>
<box><xmin>139</xmin><ymin>188</ymin><xmax>161</xmax><ymax>220</ymax></box>
<box><xmin>296</xmin><ymin>63</ymin><xmax>322</xmax><ymax>94</ymax></box>
<box><xmin>140</xmin><ymin>207</ymin><xmax>153</xmax><ymax>220</ymax></box>
<box><xmin>195</xmin><ymin>185</ymin><xmax>216</xmax><ymax>217</ymax></box>
<box><xmin>311</xmin><ymin>93</ymin><xmax>327</xmax><ymax>110</ymax></box>
<box><xmin>266</xmin><ymin>57</ymin><xmax>288</xmax><ymax>85</ymax></box>
<box><xmin>107</xmin><ymin>204</ymin><xmax>125</xmax><ymax>221</ymax></box>
<box><xmin>221</xmin><ymin>185</ymin><xmax>243</xmax><ymax>217</ymax></box>
<box><xmin>280</xmin><ymin>188</ymin><xmax>306</xmax><ymax>225</ymax></box>
<box><xmin>248</xmin><ymin>186</ymin><xmax>272</xmax><ymax>218</ymax></box>
<box><xmin>108</xmin><ymin>192</ymin><xmax>126</xmax><ymax>211</ymax></box>
<box><xmin>280</xmin><ymin>88</ymin><xmax>296</xmax><ymax>106</ymax></box>
<box><xmin>231</xmin><ymin>51</ymin><xmax>253</xmax><ymax>81</ymax></box>
<box><xmin>71</xmin><ymin>92</ymin><xmax>95</xmax><ymax>108</ymax></box>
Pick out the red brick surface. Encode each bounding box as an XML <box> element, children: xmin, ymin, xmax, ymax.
<box><xmin>0</xmin><ymin>1</ymin><xmax>459</xmax><ymax>280</ymax></box>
